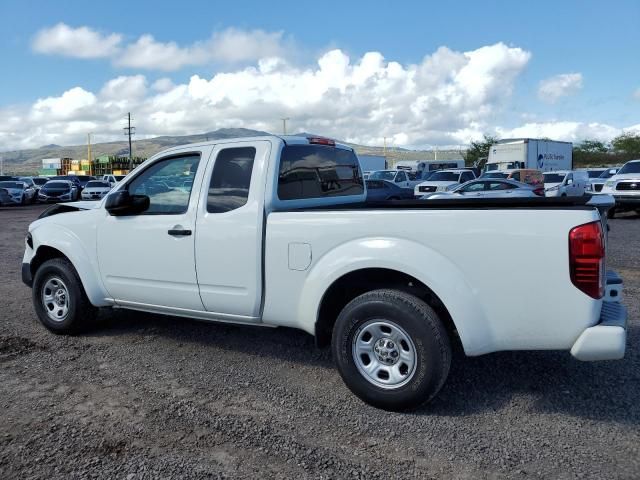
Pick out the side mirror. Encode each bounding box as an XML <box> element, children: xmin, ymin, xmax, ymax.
<box><xmin>105</xmin><ymin>190</ymin><xmax>150</xmax><ymax>216</ymax></box>
<box><xmin>567</xmin><ymin>179</ymin><xmax>573</xmax><ymax>185</ymax></box>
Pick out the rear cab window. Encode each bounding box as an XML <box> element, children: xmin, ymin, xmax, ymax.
<box><xmin>276</xmin><ymin>144</ymin><xmax>364</xmax><ymax>206</ymax></box>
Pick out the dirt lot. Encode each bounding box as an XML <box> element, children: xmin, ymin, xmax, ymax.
<box><xmin>0</xmin><ymin>204</ymin><xmax>638</xmax><ymax>479</ymax></box>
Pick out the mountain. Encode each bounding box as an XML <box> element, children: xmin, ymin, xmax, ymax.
<box><xmin>0</xmin><ymin>128</ymin><xmax>464</xmax><ymax>174</ymax></box>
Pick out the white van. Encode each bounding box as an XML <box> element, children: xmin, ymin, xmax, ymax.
<box><xmin>543</xmin><ymin>170</ymin><xmax>589</xmax><ymax>197</ymax></box>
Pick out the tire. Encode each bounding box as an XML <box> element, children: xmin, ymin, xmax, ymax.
<box><xmin>32</xmin><ymin>258</ymin><xmax>97</xmax><ymax>334</ymax></box>
<box><xmin>20</xmin><ymin>195</ymin><xmax>26</xmax><ymax>206</ymax></box>
<box><xmin>332</xmin><ymin>289</ymin><xmax>451</xmax><ymax>411</ymax></box>
<box><xmin>608</xmin><ymin>207</ymin><xmax>616</xmax><ymax>219</ymax></box>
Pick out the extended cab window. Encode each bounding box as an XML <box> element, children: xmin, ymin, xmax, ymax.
<box><xmin>207</xmin><ymin>147</ymin><xmax>255</xmax><ymax>213</ymax></box>
<box><xmin>278</xmin><ymin>145</ymin><xmax>364</xmax><ymax>200</ymax></box>
<box><xmin>127</xmin><ymin>154</ymin><xmax>200</xmax><ymax>214</ymax></box>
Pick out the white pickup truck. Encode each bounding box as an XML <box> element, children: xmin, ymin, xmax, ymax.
<box><xmin>22</xmin><ymin>135</ymin><xmax>627</xmax><ymax>411</ymax></box>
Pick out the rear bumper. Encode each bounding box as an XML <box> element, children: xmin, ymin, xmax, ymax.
<box><xmin>571</xmin><ymin>271</ymin><xmax>627</xmax><ymax>361</ymax></box>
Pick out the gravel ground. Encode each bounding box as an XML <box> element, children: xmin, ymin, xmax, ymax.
<box><xmin>0</xmin><ymin>204</ymin><xmax>638</xmax><ymax>479</ymax></box>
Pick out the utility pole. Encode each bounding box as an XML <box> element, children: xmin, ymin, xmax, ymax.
<box><xmin>87</xmin><ymin>133</ymin><xmax>92</xmax><ymax>163</ymax></box>
<box><xmin>281</xmin><ymin>117</ymin><xmax>289</xmax><ymax>135</ymax></box>
<box><xmin>0</xmin><ymin>155</ymin><xmax>3</xmax><ymax>175</ymax></box>
<box><xmin>123</xmin><ymin>112</ymin><xmax>135</xmax><ymax>171</ymax></box>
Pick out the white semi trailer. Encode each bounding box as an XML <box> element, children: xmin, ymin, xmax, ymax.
<box><xmin>486</xmin><ymin>139</ymin><xmax>573</xmax><ymax>172</ymax></box>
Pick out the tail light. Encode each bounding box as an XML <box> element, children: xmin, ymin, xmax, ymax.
<box><xmin>533</xmin><ymin>187</ymin><xmax>545</xmax><ymax>196</ymax></box>
<box><xmin>569</xmin><ymin>221</ymin><xmax>605</xmax><ymax>299</ymax></box>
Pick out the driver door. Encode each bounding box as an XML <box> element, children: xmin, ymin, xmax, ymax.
<box><xmin>97</xmin><ymin>150</ymin><xmax>207</xmax><ymax>311</ymax></box>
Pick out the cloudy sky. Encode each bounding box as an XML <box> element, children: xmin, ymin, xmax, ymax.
<box><xmin>0</xmin><ymin>0</ymin><xmax>638</xmax><ymax>151</ymax></box>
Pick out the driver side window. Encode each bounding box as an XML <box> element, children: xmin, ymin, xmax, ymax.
<box><xmin>127</xmin><ymin>154</ymin><xmax>200</xmax><ymax>215</ymax></box>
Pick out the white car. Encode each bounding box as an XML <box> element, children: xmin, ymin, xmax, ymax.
<box><xmin>543</xmin><ymin>170</ymin><xmax>589</xmax><ymax>197</ymax></box>
<box><xmin>587</xmin><ymin>168</ymin><xmax>619</xmax><ymax>193</ymax></box>
<box><xmin>421</xmin><ymin>179</ymin><xmax>544</xmax><ymax>200</ymax></box>
<box><xmin>21</xmin><ymin>134</ymin><xmax>627</xmax><ymax>411</ymax></box>
<box><xmin>0</xmin><ymin>181</ymin><xmax>36</xmax><ymax>205</ymax></box>
<box><xmin>600</xmin><ymin>159</ymin><xmax>640</xmax><ymax>217</ymax></box>
<box><xmin>367</xmin><ymin>170</ymin><xmax>413</xmax><ymax>188</ymax></box>
<box><xmin>102</xmin><ymin>174</ymin><xmax>127</xmax><ymax>188</ymax></box>
<box><xmin>414</xmin><ymin>169</ymin><xmax>476</xmax><ymax>196</ymax></box>
<box><xmin>81</xmin><ymin>180</ymin><xmax>112</xmax><ymax>200</ymax></box>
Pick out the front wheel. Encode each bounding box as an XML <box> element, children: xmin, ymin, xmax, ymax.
<box><xmin>32</xmin><ymin>258</ymin><xmax>97</xmax><ymax>334</ymax></box>
<box><xmin>332</xmin><ymin>289</ymin><xmax>451</xmax><ymax>411</ymax></box>
<box><xmin>608</xmin><ymin>207</ymin><xmax>616</xmax><ymax>219</ymax></box>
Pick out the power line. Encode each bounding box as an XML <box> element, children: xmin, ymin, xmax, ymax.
<box><xmin>124</xmin><ymin>112</ymin><xmax>136</xmax><ymax>171</ymax></box>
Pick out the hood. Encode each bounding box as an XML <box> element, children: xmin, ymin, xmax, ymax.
<box><xmin>544</xmin><ymin>182</ymin><xmax>561</xmax><ymax>189</ymax></box>
<box><xmin>60</xmin><ymin>200</ymin><xmax>102</xmax><ymax>210</ymax></box>
<box><xmin>611</xmin><ymin>173</ymin><xmax>640</xmax><ymax>181</ymax></box>
<box><xmin>417</xmin><ymin>181</ymin><xmax>459</xmax><ymax>188</ymax></box>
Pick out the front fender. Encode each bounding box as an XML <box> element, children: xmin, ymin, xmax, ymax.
<box><xmin>27</xmin><ymin>221</ymin><xmax>112</xmax><ymax>307</ymax></box>
<box><xmin>296</xmin><ymin>237</ymin><xmax>494</xmax><ymax>356</ymax></box>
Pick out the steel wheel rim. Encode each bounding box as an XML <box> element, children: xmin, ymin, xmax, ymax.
<box><xmin>41</xmin><ymin>276</ymin><xmax>70</xmax><ymax>322</ymax></box>
<box><xmin>352</xmin><ymin>319</ymin><xmax>417</xmax><ymax>390</ymax></box>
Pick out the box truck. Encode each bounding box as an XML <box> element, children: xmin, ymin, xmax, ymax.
<box><xmin>485</xmin><ymin>139</ymin><xmax>572</xmax><ymax>172</ymax></box>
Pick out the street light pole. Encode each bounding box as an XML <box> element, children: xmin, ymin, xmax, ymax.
<box><xmin>281</xmin><ymin>117</ymin><xmax>290</xmax><ymax>135</ymax></box>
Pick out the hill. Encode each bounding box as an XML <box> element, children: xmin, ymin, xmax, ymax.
<box><xmin>0</xmin><ymin>128</ymin><xmax>464</xmax><ymax>174</ymax></box>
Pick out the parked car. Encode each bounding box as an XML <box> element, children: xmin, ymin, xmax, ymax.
<box><xmin>0</xmin><ymin>188</ymin><xmax>11</xmax><ymax>206</ymax></box>
<box><xmin>544</xmin><ymin>170</ymin><xmax>589</xmax><ymax>197</ymax></box>
<box><xmin>21</xmin><ymin>134</ymin><xmax>626</xmax><ymax>411</ymax></box>
<box><xmin>0</xmin><ymin>181</ymin><xmax>36</xmax><ymax>205</ymax></box>
<box><xmin>600</xmin><ymin>159</ymin><xmax>640</xmax><ymax>217</ymax></box>
<box><xmin>421</xmin><ymin>179</ymin><xmax>544</xmax><ymax>200</ymax></box>
<box><xmin>587</xmin><ymin>168</ymin><xmax>619</xmax><ymax>193</ymax></box>
<box><xmin>81</xmin><ymin>180</ymin><xmax>112</xmax><ymax>200</ymax></box>
<box><xmin>367</xmin><ymin>170</ymin><xmax>413</xmax><ymax>188</ymax></box>
<box><xmin>50</xmin><ymin>175</ymin><xmax>83</xmax><ymax>193</ymax></box>
<box><xmin>77</xmin><ymin>176</ymin><xmax>96</xmax><ymax>190</ymax></box>
<box><xmin>20</xmin><ymin>176</ymin><xmax>49</xmax><ymax>194</ymax></box>
<box><xmin>413</xmin><ymin>169</ymin><xmax>476</xmax><ymax>196</ymax></box>
<box><xmin>365</xmin><ymin>180</ymin><xmax>415</xmax><ymax>201</ymax></box>
<box><xmin>102</xmin><ymin>174</ymin><xmax>127</xmax><ymax>188</ymax></box>
<box><xmin>38</xmin><ymin>180</ymin><xmax>78</xmax><ymax>203</ymax></box>
<box><xmin>0</xmin><ymin>175</ymin><xmax>18</xmax><ymax>181</ymax></box>
<box><xmin>479</xmin><ymin>171</ymin><xmax>510</xmax><ymax>179</ymax></box>
<box><xmin>580</xmin><ymin>168</ymin><xmax>609</xmax><ymax>180</ymax></box>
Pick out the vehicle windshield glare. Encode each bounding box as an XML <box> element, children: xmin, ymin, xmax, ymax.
<box><xmin>617</xmin><ymin>162</ymin><xmax>640</xmax><ymax>175</ymax></box>
<box><xmin>86</xmin><ymin>181</ymin><xmax>110</xmax><ymax>188</ymax></box>
<box><xmin>543</xmin><ymin>173</ymin><xmax>566</xmax><ymax>183</ymax></box>
<box><xmin>429</xmin><ymin>172</ymin><xmax>459</xmax><ymax>182</ymax></box>
<box><xmin>0</xmin><ymin>181</ymin><xmax>23</xmax><ymax>189</ymax></box>
<box><xmin>368</xmin><ymin>171</ymin><xmax>396</xmax><ymax>181</ymax></box>
<box><xmin>43</xmin><ymin>181</ymin><xmax>71</xmax><ymax>189</ymax></box>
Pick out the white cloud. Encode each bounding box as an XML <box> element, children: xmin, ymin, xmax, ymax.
<box><xmin>496</xmin><ymin>121</ymin><xmax>620</xmax><ymax>142</ymax></box>
<box><xmin>0</xmin><ymin>42</ymin><xmax>632</xmax><ymax>151</ymax></box>
<box><xmin>32</xmin><ymin>23</ymin><xmax>122</xmax><ymax>58</ymax></box>
<box><xmin>538</xmin><ymin>73</ymin><xmax>583</xmax><ymax>103</ymax></box>
<box><xmin>114</xmin><ymin>28</ymin><xmax>287</xmax><ymax>71</ymax></box>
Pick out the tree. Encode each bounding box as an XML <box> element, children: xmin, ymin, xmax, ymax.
<box><xmin>611</xmin><ymin>133</ymin><xmax>640</xmax><ymax>156</ymax></box>
<box><xmin>463</xmin><ymin>134</ymin><xmax>499</xmax><ymax>168</ymax></box>
<box><xmin>576</xmin><ymin>139</ymin><xmax>608</xmax><ymax>153</ymax></box>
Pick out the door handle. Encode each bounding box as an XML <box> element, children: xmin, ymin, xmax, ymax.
<box><xmin>168</xmin><ymin>228</ymin><xmax>192</xmax><ymax>236</ymax></box>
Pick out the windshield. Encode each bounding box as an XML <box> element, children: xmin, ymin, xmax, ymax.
<box><xmin>587</xmin><ymin>170</ymin><xmax>604</xmax><ymax>178</ymax></box>
<box><xmin>429</xmin><ymin>172</ymin><xmax>459</xmax><ymax>182</ymax></box>
<box><xmin>44</xmin><ymin>181</ymin><xmax>70</xmax><ymax>189</ymax></box>
<box><xmin>115</xmin><ymin>175</ymin><xmax>126</xmax><ymax>181</ymax></box>
<box><xmin>598</xmin><ymin>169</ymin><xmax>617</xmax><ymax>179</ymax></box>
<box><xmin>480</xmin><ymin>171</ymin><xmax>508</xmax><ymax>179</ymax></box>
<box><xmin>543</xmin><ymin>173</ymin><xmax>566</xmax><ymax>183</ymax></box>
<box><xmin>86</xmin><ymin>181</ymin><xmax>109</xmax><ymax>188</ymax></box>
<box><xmin>0</xmin><ymin>181</ymin><xmax>22</xmax><ymax>189</ymax></box>
<box><xmin>617</xmin><ymin>162</ymin><xmax>640</xmax><ymax>175</ymax></box>
<box><xmin>368</xmin><ymin>171</ymin><xmax>396</xmax><ymax>181</ymax></box>
<box><xmin>32</xmin><ymin>178</ymin><xmax>49</xmax><ymax>185</ymax></box>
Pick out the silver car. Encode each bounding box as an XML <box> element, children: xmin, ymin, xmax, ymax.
<box><xmin>421</xmin><ymin>178</ymin><xmax>544</xmax><ymax>200</ymax></box>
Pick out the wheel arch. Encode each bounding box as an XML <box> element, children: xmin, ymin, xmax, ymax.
<box><xmin>294</xmin><ymin>237</ymin><xmax>495</xmax><ymax>356</ymax></box>
<box><xmin>29</xmin><ymin>226</ymin><xmax>112</xmax><ymax>307</ymax></box>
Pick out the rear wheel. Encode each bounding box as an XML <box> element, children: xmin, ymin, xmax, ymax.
<box><xmin>32</xmin><ymin>258</ymin><xmax>97</xmax><ymax>334</ymax></box>
<box><xmin>332</xmin><ymin>289</ymin><xmax>451</xmax><ymax>411</ymax></box>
